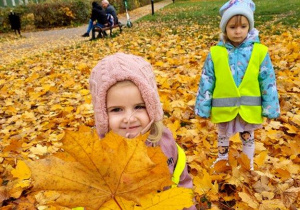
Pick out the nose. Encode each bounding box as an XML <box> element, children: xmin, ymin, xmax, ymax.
<box><xmin>123</xmin><ymin>110</ymin><xmax>137</xmax><ymax>123</ymax></box>
<box><xmin>235</xmin><ymin>27</ymin><xmax>242</xmax><ymax>34</ymax></box>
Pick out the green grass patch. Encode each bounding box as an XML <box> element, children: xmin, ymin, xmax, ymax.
<box><xmin>138</xmin><ymin>0</ymin><xmax>223</xmax><ymax>27</ymax></box>
<box><xmin>138</xmin><ymin>0</ymin><xmax>300</xmax><ymax>28</ymax></box>
<box><xmin>255</xmin><ymin>0</ymin><xmax>300</xmax><ymax>27</ymax></box>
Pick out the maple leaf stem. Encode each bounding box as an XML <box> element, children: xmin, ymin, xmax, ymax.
<box><xmin>113</xmin><ymin>196</ymin><xmax>123</xmax><ymax>210</ymax></box>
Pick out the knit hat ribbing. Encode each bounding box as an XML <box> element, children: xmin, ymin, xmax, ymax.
<box><xmin>219</xmin><ymin>0</ymin><xmax>255</xmax><ymax>33</ymax></box>
<box><xmin>89</xmin><ymin>53</ymin><xmax>163</xmax><ymax>138</ymax></box>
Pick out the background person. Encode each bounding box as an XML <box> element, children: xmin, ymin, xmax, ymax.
<box><xmin>8</xmin><ymin>10</ymin><xmax>21</xmax><ymax>36</ymax></box>
<box><xmin>101</xmin><ymin>0</ymin><xmax>118</xmax><ymax>25</ymax></box>
<box><xmin>82</xmin><ymin>1</ymin><xmax>107</xmax><ymax>38</ymax></box>
<box><xmin>195</xmin><ymin>0</ymin><xmax>280</xmax><ymax>170</ymax></box>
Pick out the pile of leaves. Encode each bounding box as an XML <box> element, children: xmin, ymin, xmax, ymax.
<box><xmin>0</xmin><ymin>1</ymin><xmax>300</xmax><ymax>209</ymax></box>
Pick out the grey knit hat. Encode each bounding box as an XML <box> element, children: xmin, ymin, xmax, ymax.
<box><xmin>219</xmin><ymin>0</ymin><xmax>255</xmax><ymax>32</ymax></box>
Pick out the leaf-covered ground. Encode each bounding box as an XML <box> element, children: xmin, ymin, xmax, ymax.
<box><xmin>0</xmin><ymin>0</ymin><xmax>300</xmax><ymax>209</ymax></box>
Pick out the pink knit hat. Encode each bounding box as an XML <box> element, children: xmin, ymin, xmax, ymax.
<box><xmin>89</xmin><ymin>52</ymin><xmax>163</xmax><ymax>138</ymax></box>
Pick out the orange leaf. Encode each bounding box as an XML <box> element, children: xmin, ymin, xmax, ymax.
<box><xmin>254</xmin><ymin>151</ymin><xmax>268</xmax><ymax>167</ymax></box>
<box><xmin>275</xmin><ymin>168</ymin><xmax>290</xmax><ymax>181</ymax></box>
<box><xmin>213</xmin><ymin>160</ymin><xmax>231</xmax><ymax>173</ymax></box>
<box><xmin>237</xmin><ymin>153</ymin><xmax>251</xmax><ymax>170</ymax></box>
<box><xmin>194</xmin><ymin>169</ymin><xmax>213</xmax><ymax>195</ymax></box>
<box><xmin>11</xmin><ymin>160</ymin><xmax>31</xmax><ymax>180</ymax></box>
<box><xmin>26</xmin><ymin>127</ymin><xmax>173</xmax><ymax>209</ymax></box>
<box><xmin>238</xmin><ymin>192</ymin><xmax>259</xmax><ymax>209</ymax></box>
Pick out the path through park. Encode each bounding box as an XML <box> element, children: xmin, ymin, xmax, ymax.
<box><xmin>0</xmin><ymin>0</ymin><xmax>173</xmax><ymax>66</ymax></box>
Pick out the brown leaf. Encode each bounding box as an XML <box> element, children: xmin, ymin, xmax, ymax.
<box><xmin>282</xmin><ymin>187</ymin><xmax>300</xmax><ymax>208</ymax></box>
<box><xmin>253</xmin><ymin>176</ymin><xmax>270</xmax><ymax>193</ymax></box>
<box><xmin>0</xmin><ymin>186</ymin><xmax>9</xmax><ymax>204</ymax></box>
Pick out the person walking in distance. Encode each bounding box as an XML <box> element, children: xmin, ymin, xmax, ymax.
<box><xmin>8</xmin><ymin>10</ymin><xmax>21</xmax><ymax>36</ymax></box>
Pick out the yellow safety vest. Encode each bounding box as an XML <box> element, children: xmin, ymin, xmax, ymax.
<box><xmin>171</xmin><ymin>143</ymin><xmax>186</xmax><ymax>186</ymax></box>
<box><xmin>211</xmin><ymin>43</ymin><xmax>268</xmax><ymax>124</ymax></box>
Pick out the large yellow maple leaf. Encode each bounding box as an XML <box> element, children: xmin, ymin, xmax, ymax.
<box><xmin>26</xmin><ymin>126</ymin><xmax>193</xmax><ymax>209</ymax></box>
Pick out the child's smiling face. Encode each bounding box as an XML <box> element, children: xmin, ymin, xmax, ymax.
<box><xmin>225</xmin><ymin>15</ymin><xmax>250</xmax><ymax>47</ymax></box>
<box><xmin>106</xmin><ymin>81</ymin><xmax>150</xmax><ymax>138</ymax></box>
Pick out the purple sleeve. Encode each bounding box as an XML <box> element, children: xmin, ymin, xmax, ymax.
<box><xmin>157</xmin><ymin>128</ymin><xmax>177</xmax><ymax>173</ymax></box>
<box><xmin>178</xmin><ymin>165</ymin><xmax>193</xmax><ymax>189</ymax></box>
<box><xmin>159</xmin><ymin>128</ymin><xmax>194</xmax><ymax>188</ymax></box>
<box><xmin>159</xmin><ymin>128</ymin><xmax>197</xmax><ymax>210</ymax></box>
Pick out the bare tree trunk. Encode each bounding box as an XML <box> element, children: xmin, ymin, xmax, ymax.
<box><xmin>3</xmin><ymin>0</ymin><xmax>7</xmax><ymax>7</ymax></box>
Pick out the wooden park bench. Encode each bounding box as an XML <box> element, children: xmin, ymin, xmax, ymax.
<box><xmin>92</xmin><ymin>23</ymin><xmax>123</xmax><ymax>38</ymax></box>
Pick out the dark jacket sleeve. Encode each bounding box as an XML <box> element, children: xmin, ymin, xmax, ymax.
<box><xmin>90</xmin><ymin>8</ymin><xmax>98</xmax><ymax>21</ymax></box>
<box><xmin>106</xmin><ymin>5</ymin><xmax>118</xmax><ymax>22</ymax></box>
<box><xmin>91</xmin><ymin>8</ymin><xmax>107</xmax><ymax>25</ymax></box>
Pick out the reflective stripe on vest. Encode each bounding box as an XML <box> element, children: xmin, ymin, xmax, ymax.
<box><xmin>212</xmin><ymin>96</ymin><xmax>261</xmax><ymax>107</ymax></box>
<box><xmin>211</xmin><ymin>43</ymin><xmax>268</xmax><ymax>124</ymax></box>
<box><xmin>172</xmin><ymin>143</ymin><xmax>186</xmax><ymax>186</ymax></box>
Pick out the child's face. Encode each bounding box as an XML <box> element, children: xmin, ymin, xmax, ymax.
<box><xmin>106</xmin><ymin>81</ymin><xmax>150</xmax><ymax>138</ymax></box>
<box><xmin>225</xmin><ymin>15</ymin><xmax>249</xmax><ymax>47</ymax></box>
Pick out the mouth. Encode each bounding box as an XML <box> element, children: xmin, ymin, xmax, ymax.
<box><xmin>123</xmin><ymin>126</ymin><xmax>141</xmax><ymax>138</ymax></box>
<box><xmin>122</xmin><ymin>125</ymin><xmax>140</xmax><ymax>130</ymax></box>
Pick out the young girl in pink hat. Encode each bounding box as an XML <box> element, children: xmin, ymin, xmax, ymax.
<box><xmin>89</xmin><ymin>52</ymin><xmax>196</xmax><ymax>209</ymax></box>
<box><xmin>195</xmin><ymin>0</ymin><xmax>280</xmax><ymax>170</ymax></box>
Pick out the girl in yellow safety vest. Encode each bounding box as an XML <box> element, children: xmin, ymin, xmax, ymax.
<box><xmin>195</xmin><ymin>0</ymin><xmax>280</xmax><ymax>170</ymax></box>
<box><xmin>90</xmin><ymin>53</ymin><xmax>196</xmax><ymax>209</ymax></box>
